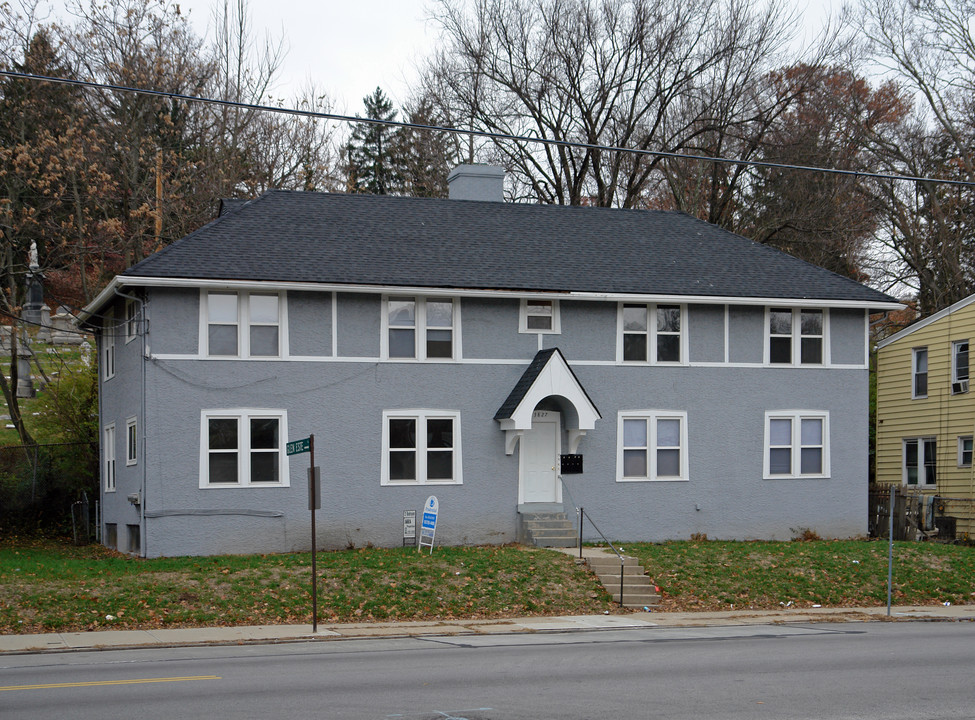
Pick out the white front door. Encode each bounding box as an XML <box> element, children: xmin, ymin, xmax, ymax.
<box><xmin>521</xmin><ymin>411</ymin><xmax>560</xmax><ymax>504</ymax></box>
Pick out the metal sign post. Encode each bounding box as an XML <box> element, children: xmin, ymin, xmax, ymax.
<box><xmin>288</xmin><ymin>434</ymin><xmax>318</xmax><ymax>632</ymax></box>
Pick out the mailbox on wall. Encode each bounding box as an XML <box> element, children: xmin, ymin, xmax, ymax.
<box><xmin>560</xmin><ymin>454</ymin><xmax>583</xmax><ymax>474</ymax></box>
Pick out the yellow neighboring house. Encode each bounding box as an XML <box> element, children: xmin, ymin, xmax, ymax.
<box><xmin>876</xmin><ymin>294</ymin><xmax>975</xmax><ymax>538</ymax></box>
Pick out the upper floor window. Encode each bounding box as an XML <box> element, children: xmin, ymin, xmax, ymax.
<box><xmin>617</xmin><ymin>411</ymin><xmax>688</xmax><ymax>482</ymax></box>
<box><xmin>104</xmin><ymin>424</ymin><xmax>116</xmax><ymax>492</ymax></box>
<box><xmin>519</xmin><ymin>299</ymin><xmax>560</xmax><ymax>333</ymax></box>
<box><xmin>765</xmin><ymin>411</ymin><xmax>830</xmax><ymax>479</ymax></box>
<box><xmin>952</xmin><ymin>340</ymin><xmax>969</xmax><ymax>394</ymax></box>
<box><xmin>619</xmin><ymin>303</ymin><xmax>684</xmax><ymax>364</ymax></box>
<box><xmin>124</xmin><ymin>299</ymin><xmax>139</xmax><ymax>344</ymax></box>
<box><xmin>904</xmin><ymin>437</ymin><xmax>936</xmax><ymax>485</ymax></box>
<box><xmin>200</xmin><ymin>410</ymin><xmax>288</xmax><ymax>487</ymax></box>
<box><xmin>383</xmin><ymin>296</ymin><xmax>458</xmax><ymax>360</ymax></box>
<box><xmin>126</xmin><ymin>417</ymin><xmax>137</xmax><ymax>466</ymax></box>
<box><xmin>381</xmin><ymin>410</ymin><xmax>462</xmax><ymax>485</ymax></box>
<box><xmin>768</xmin><ymin>308</ymin><xmax>824</xmax><ymax>365</ymax></box>
<box><xmin>103</xmin><ymin>309</ymin><xmax>116</xmax><ymax>380</ymax></box>
<box><xmin>204</xmin><ymin>291</ymin><xmax>282</xmax><ymax>358</ymax></box>
<box><xmin>912</xmin><ymin>347</ymin><xmax>928</xmax><ymax>398</ymax></box>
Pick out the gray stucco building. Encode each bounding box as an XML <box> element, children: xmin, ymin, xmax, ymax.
<box><xmin>81</xmin><ymin>165</ymin><xmax>900</xmax><ymax>557</ymax></box>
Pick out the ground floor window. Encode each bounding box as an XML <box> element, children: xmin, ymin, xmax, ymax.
<box><xmin>904</xmin><ymin>437</ymin><xmax>937</xmax><ymax>485</ymax></box>
<box><xmin>381</xmin><ymin>410</ymin><xmax>462</xmax><ymax>485</ymax></box>
<box><xmin>616</xmin><ymin>411</ymin><xmax>688</xmax><ymax>481</ymax></box>
<box><xmin>200</xmin><ymin>409</ymin><xmax>288</xmax><ymax>487</ymax></box>
<box><xmin>959</xmin><ymin>436</ymin><xmax>973</xmax><ymax>468</ymax></box>
<box><xmin>765</xmin><ymin>411</ymin><xmax>830</xmax><ymax>478</ymax></box>
<box><xmin>105</xmin><ymin>523</ymin><xmax>117</xmax><ymax>550</ymax></box>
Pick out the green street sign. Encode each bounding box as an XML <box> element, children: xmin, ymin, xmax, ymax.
<box><xmin>287</xmin><ymin>437</ymin><xmax>311</xmax><ymax>456</ymax></box>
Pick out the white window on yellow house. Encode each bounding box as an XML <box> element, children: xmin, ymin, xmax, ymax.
<box><xmin>951</xmin><ymin>340</ymin><xmax>969</xmax><ymax>394</ymax></box>
<box><xmin>904</xmin><ymin>437</ymin><xmax>936</xmax><ymax>485</ymax></box>
<box><xmin>912</xmin><ymin>348</ymin><xmax>928</xmax><ymax>399</ymax></box>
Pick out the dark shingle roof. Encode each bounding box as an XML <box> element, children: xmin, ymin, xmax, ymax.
<box><xmin>124</xmin><ymin>190</ymin><xmax>896</xmax><ymax>304</ymax></box>
<box><xmin>494</xmin><ymin>347</ymin><xmax>601</xmax><ymax>422</ymax></box>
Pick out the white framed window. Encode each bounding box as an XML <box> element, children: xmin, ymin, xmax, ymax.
<box><xmin>904</xmin><ymin>437</ymin><xmax>936</xmax><ymax>485</ymax></box>
<box><xmin>767</xmin><ymin>308</ymin><xmax>825</xmax><ymax>365</ymax></box>
<box><xmin>616</xmin><ymin>411</ymin><xmax>688</xmax><ymax>482</ymax></box>
<box><xmin>200</xmin><ymin>410</ymin><xmax>289</xmax><ymax>487</ymax></box>
<box><xmin>519</xmin><ymin>299</ymin><xmax>560</xmax><ymax>334</ymax></box>
<box><xmin>618</xmin><ymin>303</ymin><xmax>685</xmax><ymax>364</ymax></box>
<box><xmin>764</xmin><ymin>411</ymin><xmax>830</xmax><ymax>479</ymax></box>
<box><xmin>102</xmin><ymin>309</ymin><xmax>116</xmax><ymax>380</ymax></box>
<box><xmin>381</xmin><ymin>410</ymin><xmax>462</xmax><ymax>485</ymax></box>
<box><xmin>104</xmin><ymin>423</ymin><xmax>116</xmax><ymax>492</ymax></box>
<box><xmin>382</xmin><ymin>296</ymin><xmax>459</xmax><ymax>360</ymax></box>
<box><xmin>202</xmin><ymin>291</ymin><xmax>284</xmax><ymax>358</ymax></box>
<box><xmin>124</xmin><ymin>299</ymin><xmax>139</xmax><ymax>344</ymax></box>
<box><xmin>958</xmin><ymin>436</ymin><xmax>972</xmax><ymax>468</ymax></box>
<box><xmin>912</xmin><ymin>347</ymin><xmax>928</xmax><ymax>399</ymax></box>
<box><xmin>125</xmin><ymin>416</ymin><xmax>137</xmax><ymax>466</ymax></box>
<box><xmin>951</xmin><ymin>340</ymin><xmax>969</xmax><ymax>394</ymax></box>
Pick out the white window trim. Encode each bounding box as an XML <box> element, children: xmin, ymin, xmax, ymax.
<box><xmin>124</xmin><ymin>299</ymin><xmax>138</xmax><ymax>344</ymax></box>
<box><xmin>958</xmin><ymin>436</ymin><xmax>973</xmax><ymax>468</ymax></box>
<box><xmin>103</xmin><ymin>309</ymin><xmax>116</xmax><ymax>380</ymax></box>
<box><xmin>125</xmin><ymin>416</ymin><xmax>138</xmax><ymax>467</ymax></box>
<box><xmin>616</xmin><ymin>303</ymin><xmax>688</xmax><ymax>365</ymax></box>
<box><xmin>104</xmin><ymin>423</ymin><xmax>116</xmax><ymax>492</ymax></box>
<box><xmin>199</xmin><ymin>409</ymin><xmax>290</xmax><ymax>488</ymax></box>
<box><xmin>764</xmin><ymin>411</ymin><xmax>830</xmax><ymax>479</ymax></box>
<box><xmin>381</xmin><ymin>409</ymin><xmax>463</xmax><ymax>485</ymax></box>
<box><xmin>199</xmin><ymin>290</ymin><xmax>288</xmax><ymax>359</ymax></box>
<box><xmin>616</xmin><ymin>410</ymin><xmax>689</xmax><ymax>482</ymax></box>
<box><xmin>951</xmin><ymin>339</ymin><xmax>969</xmax><ymax>393</ymax></box>
<box><xmin>765</xmin><ymin>308</ymin><xmax>829</xmax><ymax>366</ymax></box>
<box><xmin>912</xmin><ymin>347</ymin><xmax>929</xmax><ymax>399</ymax></box>
<box><xmin>380</xmin><ymin>296</ymin><xmax>461</xmax><ymax>361</ymax></box>
<box><xmin>903</xmin><ymin>436</ymin><xmax>937</xmax><ymax>486</ymax></box>
<box><xmin>519</xmin><ymin>298</ymin><xmax>561</xmax><ymax>334</ymax></box>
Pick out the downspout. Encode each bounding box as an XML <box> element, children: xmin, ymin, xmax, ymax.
<box><xmin>115</xmin><ymin>287</ymin><xmax>148</xmax><ymax>558</ymax></box>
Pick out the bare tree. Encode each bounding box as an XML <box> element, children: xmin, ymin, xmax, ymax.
<box><xmin>849</xmin><ymin>0</ymin><xmax>975</xmax><ymax>311</ymax></box>
<box><xmin>421</xmin><ymin>0</ymin><xmax>807</xmax><ymax>208</ymax></box>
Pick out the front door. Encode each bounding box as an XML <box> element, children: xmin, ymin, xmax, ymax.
<box><xmin>520</xmin><ymin>411</ymin><xmax>560</xmax><ymax>503</ymax></box>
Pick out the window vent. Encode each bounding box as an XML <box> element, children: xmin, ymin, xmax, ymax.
<box><xmin>952</xmin><ymin>379</ymin><xmax>969</xmax><ymax>394</ymax></box>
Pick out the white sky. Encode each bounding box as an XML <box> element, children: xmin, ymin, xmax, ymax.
<box><xmin>42</xmin><ymin>0</ymin><xmax>842</xmax><ymax>116</ymax></box>
<box><xmin>172</xmin><ymin>0</ymin><xmax>843</xmax><ymax>115</ymax></box>
<box><xmin>176</xmin><ymin>0</ymin><xmax>440</xmax><ymax>113</ymax></box>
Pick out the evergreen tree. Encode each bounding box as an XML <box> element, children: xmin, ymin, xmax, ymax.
<box><xmin>345</xmin><ymin>87</ymin><xmax>401</xmax><ymax>194</ymax></box>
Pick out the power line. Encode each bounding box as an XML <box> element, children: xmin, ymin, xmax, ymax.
<box><xmin>3</xmin><ymin>69</ymin><xmax>974</xmax><ymax>190</ymax></box>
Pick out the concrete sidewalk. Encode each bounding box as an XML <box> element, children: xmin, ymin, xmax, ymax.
<box><xmin>2</xmin><ymin>604</ymin><xmax>973</xmax><ymax>654</ymax></box>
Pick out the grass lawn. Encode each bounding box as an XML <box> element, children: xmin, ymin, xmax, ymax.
<box><xmin>0</xmin><ymin>538</ymin><xmax>613</xmax><ymax>633</ymax></box>
<box><xmin>625</xmin><ymin>539</ymin><xmax>975</xmax><ymax>611</ymax></box>
<box><xmin>2</xmin><ymin>537</ymin><xmax>973</xmax><ymax>634</ymax></box>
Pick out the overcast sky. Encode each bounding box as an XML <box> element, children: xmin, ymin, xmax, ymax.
<box><xmin>171</xmin><ymin>0</ymin><xmax>842</xmax><ymax>115</ymax></box>
<box><xmin>43</xmin><ymin>0</ymin><xmax>841</xmax><ymax>116</ymax></box>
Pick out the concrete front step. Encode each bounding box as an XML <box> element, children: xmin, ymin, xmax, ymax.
<box><xmin>585</xmin><ymin>555</ymin><xmax>661</xmax><ymax>608</ymax></box>
<box><xmin>518</xmin><ymin>509</ymin><xmax>579</xmax><ymax>548</ymax></box>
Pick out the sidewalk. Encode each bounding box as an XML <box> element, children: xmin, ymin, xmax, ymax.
<box><xmin>2</xmin><ymin>604</ymin><xmax>973</xmax><ymax>654</ymax></box>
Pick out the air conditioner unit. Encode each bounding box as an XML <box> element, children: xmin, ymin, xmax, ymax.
<box><xmin>952</xmin><ymin>379</ymin><xmax>969</xmax><ymax>394</ymax></box>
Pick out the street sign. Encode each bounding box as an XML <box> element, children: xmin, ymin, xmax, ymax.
<box><xmin>287</xmin><ymin>437</ymin><xmax>311</xmax><ymax>456</ymax></box>
<box><xmin>418</xmin><ymin>495</ymin><xmax>439</xmax><ymax>554</ymax></box>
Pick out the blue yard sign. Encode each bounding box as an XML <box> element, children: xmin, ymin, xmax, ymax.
<box><xmin>418</xmin><ymin>495</ymin><xmax>439</xmax><ymax>554</ymax></box>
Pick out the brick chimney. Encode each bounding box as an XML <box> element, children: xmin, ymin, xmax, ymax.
<box><xmin>447</xmin><ymin>164</ymin><xmax>505</xmax><ymax>202</ymax></box>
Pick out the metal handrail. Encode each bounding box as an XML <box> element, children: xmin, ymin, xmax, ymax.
<box><xmin>579</xmin><ymin>507</ymin><xmax>628</xmax><ymax>608</ymax></box>
<box><xmin>560</xmin><ymin>474</ymin><xmax>628</xmax><ymax>607</ymax></box>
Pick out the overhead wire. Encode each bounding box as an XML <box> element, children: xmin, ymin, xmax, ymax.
<box><xmin>2</xmin><ymin>69</ymin><xmax>975</xmax><ymax>189</ymax></box>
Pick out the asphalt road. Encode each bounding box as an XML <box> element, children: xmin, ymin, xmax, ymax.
<box><xmin>2</xmin><ymin>621</ymin><xmax>973</xmax><ymax>719</ymax></box>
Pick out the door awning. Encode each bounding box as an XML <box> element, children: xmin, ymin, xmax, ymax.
<box><xmin>494</xmin><ymin>348</ymin><xmax>601</xmax><ymax>453</ymax></box>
